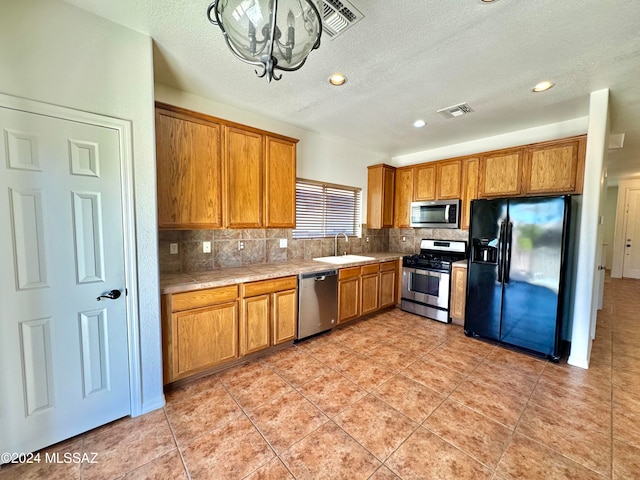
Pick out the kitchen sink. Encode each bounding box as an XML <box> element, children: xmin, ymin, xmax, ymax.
<box><xmin>312</xmin><ymin>255</ymin><xmax>375</xmax><ymax>265</ymax></box>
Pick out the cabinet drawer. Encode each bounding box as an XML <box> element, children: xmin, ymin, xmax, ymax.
<box><xmin>339</xmin><ymin>266</ymin><xmax>361</xmax><ymax>280</ymax></box>
<box><xmin>361</xmin><ymin>263</ymin><xmax>380</xmax><ymax>276</ymax></box>
<box><xmin>172</xmin><ymin>285</ymin><xmax>239</xmax><ymax>312</ymax></box>
<box><xmin>379</xmin><ymin>261</ymin><xmax>396</xmax><ymax>272</ymax></box>
<box><xmin>242</xmin><ymin>276</ymin><xmax>297</xmax><ymax>297</ymax></box>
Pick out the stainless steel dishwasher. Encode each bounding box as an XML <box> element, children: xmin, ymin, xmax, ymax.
<box><xmin>297</xmin><ymin>270</ymin><xmax>338</xmax><ymax>340</ymax></box>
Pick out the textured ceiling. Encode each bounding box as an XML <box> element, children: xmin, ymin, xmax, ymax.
<box><xmin>62</xmin><ymin>0</ymin><xmax>640</xmax><ymax>180</ymax></box>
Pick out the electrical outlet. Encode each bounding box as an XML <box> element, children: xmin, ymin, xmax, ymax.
<box><xmin>238</xmin><ymin>241</ymin><xmax>245</xmax><ymax>250</ymax></box>
<box><xmin>279</xmin><ymin>238</ymin><xmax>287</xmax><ymax>248</ymax></box>
<box><xmin>402</xmin><ymin>236</ymin><xmax>406</xmax><ymax>242</ymax></box>
<box><xmin>169</xmin><ymin>243</ymin><xmax>179</xmax><ymax>254</ymax></box>
<box><xmin>366</xmin><ymin>237</ymin><xmax>370</xmax><ymax>243</ymax></box>
<box><xmin>202</xmin><ymin>241</ymin><xmax>211</xmax><ymax>253</ymax></box>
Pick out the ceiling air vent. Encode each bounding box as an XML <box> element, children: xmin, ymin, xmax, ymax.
<box><xmin>322</xmin><ymin>0</ymin><xmax>364</xmax><ymax>39</ymax></box>
<box><xmin>437</xmin><ymin>103</ymin><xmax>475</xmax><ymax>119</ymax></box>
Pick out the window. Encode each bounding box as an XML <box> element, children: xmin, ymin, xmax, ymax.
<box><xmin>293</xmin><ymin>179</ymin><xmax>362</xmax><ymax>239</ymax></box>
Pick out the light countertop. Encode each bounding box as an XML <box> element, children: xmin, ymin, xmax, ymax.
<box><xmin>160</xmin><ymin>252</ymin><xmax>404</xmax><ymax>294</ymax></box>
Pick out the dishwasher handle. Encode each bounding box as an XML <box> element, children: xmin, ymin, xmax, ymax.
<box><xmin>315</xmin><ymin>275</ymin><xmax>327</xmax><ymax>281</ymax></box>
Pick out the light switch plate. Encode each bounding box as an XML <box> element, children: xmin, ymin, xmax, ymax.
<box><xmin>202</xmin><ymin>241</ymin><xmax>211</xmax><ymax>253</ymax></box>
<box><xmin>169</xmin><ymin>243</ymin><xmax>178</xmax><ymax>254</ymax></box>
<box><xmin>279</xmin><ymin>238</ymin><xmax>288</xmax><ymax>248</ymax></box>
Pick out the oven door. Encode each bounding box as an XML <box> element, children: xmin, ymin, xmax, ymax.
<box><xmin>402</xmin><ymin>267</ymin><xmax>450</xmax><ymax>310</ymax></box>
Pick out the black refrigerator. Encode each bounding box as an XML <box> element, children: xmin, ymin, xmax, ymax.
<box><xmin>464</xmin><ymin>195</ymin><xmax>576</xmax><ymax>360</ymax></box>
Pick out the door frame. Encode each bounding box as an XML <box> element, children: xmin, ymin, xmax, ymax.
<box><xmin>0</xmin><ymin>92</ymin><xmax>143</xmax><ymax>416</ymax></box>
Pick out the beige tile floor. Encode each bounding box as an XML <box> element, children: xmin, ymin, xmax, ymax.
<box><xmin>2</xmin><ymin>275</ymin><xmax>639</xmax><ymax>479</ymax></box>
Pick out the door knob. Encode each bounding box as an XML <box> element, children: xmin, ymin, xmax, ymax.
<box><xmin>97</xmin><ymin>289</ymin><xmax>122</xmax><ymax>301</ymax></box>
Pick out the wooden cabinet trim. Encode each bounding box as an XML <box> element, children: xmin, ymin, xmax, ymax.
<box><xmin>172</xmin><ymin>285</ymin><xmax>239</xmax><ymax>312</ymax></box>
<box><xmin>379</xmin><ymin>260</ymin><xmax>396</xmax><ymax>272</ymax></box>
<box><xmin>242</xmin><ymin>276</ymin><xmax>297</xmax><ymax>297</ymax></box>
<box><xmin>339</xmin><ymin>266</ymin><xmax>362</xmax><ymax>280</ymax></box>
<box><xmin>361</xmin><ymin>263</ymin><xmax>380</xmax><ymax>275</ymax></box>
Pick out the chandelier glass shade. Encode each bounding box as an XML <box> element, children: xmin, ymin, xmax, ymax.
<box><xmin>207</xmin><ymin>0</ymin><xmax>323</xmax><ymax>82</ymax></box>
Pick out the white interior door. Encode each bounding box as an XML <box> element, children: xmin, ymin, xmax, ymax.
<box><xmin>0</xmin><ymin>106</ymin><xmax>130</xmax><ymax>455</ymax></box>
<box><xmin>623</xmin><ymin>189</ymin><xmax>640</xmax><ymax>279</ymax></box>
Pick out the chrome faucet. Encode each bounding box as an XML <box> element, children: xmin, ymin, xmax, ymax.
<box><xmin>334</xmin><ymin>232</ymin><xmax>349</xmax><ymax>256</ymax></box>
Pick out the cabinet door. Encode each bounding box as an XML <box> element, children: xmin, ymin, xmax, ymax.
<box><xmin>361</xmin><ymin>274</ymin><xmax>379</xmax><ymax>315</ymax></box>
<box><xmin>478</xmin><ymin>149</ymin><xmax>523</xmax><ymax>197</ymax></box>
<box><xmin>265</xmin><ymin>136</ymin><xmax>297</xmax><ymax>227</ymax></box>
<box><xmin>436</xmin><ymin>160</ymin><xmax>462</xmax><ymax>200</ymax></box>
<box><xmin>338</xmin><ymin>277</ymin><xmax>360</xmax><ymax>323</ymax></box>
<box><xmin>460</xmin><ymin>157</ymin><xmax>479</xmax><ymax>230</ymax></box>
<box><xmin>273</xmin><ymin>289</ymin><xmax>297</xmax><ymax>345</ymax></box>
<box><xmin>155</xmin><ymin>109</ymin><xmax>223</xmax><ymax>229</ymax></box>
<box><xmin>379</xmin><ymin>263</ymin><xmax>396</xmax><ymax>308</ymax></box>
<box><xmin>523</xmin><ymin>136</ymin><xmax>586</xmax><ymax>194</ymax></box>
<box><xmin>413</xmin><ymin>164</ymin><xmax>436</xmax><ymax>201</ymax></box>
<box><xmin>449</xmin><ymin>266</ymin><xmax>467</xmax><ymax>324</ymax></box>
<box><xmin>226</xmin><ymin>127</ymin><xmax>263</xmax><ymax>227</ymax></box>
<box><xmin>393</xmin><ymin>167</ymin><xmax>414</xmax><ymax>228</ymax></box>
<box><xmin>241</xmin><ymin>294</ymin><xmax>270</xmax><ymax>355</ymax></box>
<box><xmin>367</xmin><ymin>165</ymin><xmax>395</xmax><ymax>229</ymax></box>
<box><xmin>172</xmin><ymin>302</ymin><xmax>238</xmax><ymax>380</ymax></box>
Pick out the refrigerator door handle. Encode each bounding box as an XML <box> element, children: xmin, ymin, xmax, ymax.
<box><xmin>497</xmin><ymin>221</ymin><xmax>505</xmax><ymax>283</ymax></box>
<box><xmin>504</xmin><ymin>222</ymin><xmax>513</xmax><ymax>283</ymax></box>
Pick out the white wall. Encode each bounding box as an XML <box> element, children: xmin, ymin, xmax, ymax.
<box><xmin>603</xmin><ymin>186</ymin><xmax>619</xmax><ymax>269</ymax></box>
<box><xmin>568</xmin><ymin>89</ymin><xmax>610</xmax><ymax>369</ymax></box>
<box><xmin>154</xmin><ymin>84</ymin><xmax>390</xmax><ymax>218</ymax></box>
<box><xmin>0</xmin><ymin>0</ymin><xmax>164</xmax><ymax>413</ymax></box>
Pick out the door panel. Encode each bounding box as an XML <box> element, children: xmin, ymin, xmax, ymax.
<box><xmin>0</xmin><ymin>107</ymin><xmax>130</xmax><ymax>455</ymax></box>
<box><xmin>465</xmin><ymin>198</ymin><xmax>506</xmax><ymax>340</ymax></box>
<box><xmin>501</xmin><ymin>197</ymin><xmax>566</xmax><ymax>355</ymax></box>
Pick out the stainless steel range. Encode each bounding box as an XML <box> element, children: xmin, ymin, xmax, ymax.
<box><xmin>401</xmin><ymin>239</ymin><xmax>467</xmax><ymax>323</ymax></box>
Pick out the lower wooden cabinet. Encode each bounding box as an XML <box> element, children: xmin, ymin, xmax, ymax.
<box><xmin>379</xmin><ymin>261</ymin><xmax>397</xmax><ymax>308</ymax></box>
<box><xmin>361</xmin><ymin>264</ymin><xmax>380</xmax><ymax>315</ymax></box>
<box><xmin>338</xmin><ymin>261</ymin><xmax>398</xmax><ymax>324</ymax></box>
<box><xmin>162</xmin><ymin>285</ymin><xmax>239</xmax><ymax>383</ymax></box>
<box><xmin>241</xmin><ymin>294</ymin><xmax>270</xmax><ymax>355</ymax></box>
<box><xmin>338</xmin><ymin>267</ymin><xmax>361</xmax><ymax>323</ymax></box>
<box><xmin>450</xmin><ymin>265</ymin><xmax>468</xmax><ymax>325</ymax></box>
<box><xmin>240</xmin><ymin>276</ymin><xmax>297</xmax><ymax>355</ymax></box>
<box><xmin>273</xmin><ymin>289</ymin><xmax>297</xmax><ymax>344</ymax></box>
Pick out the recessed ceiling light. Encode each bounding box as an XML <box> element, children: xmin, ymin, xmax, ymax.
<box><xmin>328</xmin><ymin>73</ymin><xmax>347</xmax><ymax>86</ymax></box>
<box><xmin>532</xmin><ymin>81</ymin><xmax>555</xmax><ymax>92</ymax></box>
<box><xmin>479</xmin><ymin>0</ymin><xmax>499</xmax><ymax>3</ymax></box>
<box><xmin>413</xmin><ymin>119</ymin><xmax>426</xmax><ymax>128</ymax></box>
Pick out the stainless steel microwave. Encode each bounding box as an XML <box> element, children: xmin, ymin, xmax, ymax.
<box><xmin>410</xmin><ymin>199</ymin><xmax>460</xmax><ymax>229</ymax></box>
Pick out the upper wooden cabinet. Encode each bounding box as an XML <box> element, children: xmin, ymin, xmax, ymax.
<box><xmin>393</xmin><ymin>167</ymin><xmax>414</xmax><ymax>228</ymax></box>
<box><xmin>478</xmin><ymin>149</ymin><xmax>524</xmax><ymax>198</ymax></box>
<box><xmin>413</xmin><ymin>164</ymin><xmax>436</xmax><ymax>201</ymax></box>
<box><xmin>155</xmin><ymin>103</ymin><xmax>298</xmax><ymax>229</ymax></box>
<box><xmin>265</xmin><ymin>136</ymin><xmax>297</xmax><ymax>227</ymax></box>
<box><xmin>155</xmin><ymin>108</ymin><xmax>224</xmax><ymax>229</ymax></box>
<box><xmin>460</xmin><ymin>157</ymin><xmax>479</xmax><ymax>230</ymax></box>
<box><xmin>226</xmin><ymin>127</ymin><xmax>263</xmax><ymax>228</ymax></box>
<box><xmin>367</xmin><ymin>164</ymin><xmax>395</xmax><ymax>229</ymax></box>
<box><xmin>436</xmin><ymin>159</ymin><xmax>462</xmax><ymax>200</ymax></box>
<box><xmin>523</xmin><ymin>135</ymin><xmax>586</xmax><ymax>195</ymax></box>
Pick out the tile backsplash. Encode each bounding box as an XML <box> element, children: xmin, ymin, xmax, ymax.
<box><xmin>159</xmin><ymin>225</ymin><xmax>389</xmax><ymax>273</ymax></box>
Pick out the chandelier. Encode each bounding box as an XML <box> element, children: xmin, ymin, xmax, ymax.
<box><xmin>207</xmin><ymin>0</ymin><xmax>323</xmax><ymax>82</ymax></box>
